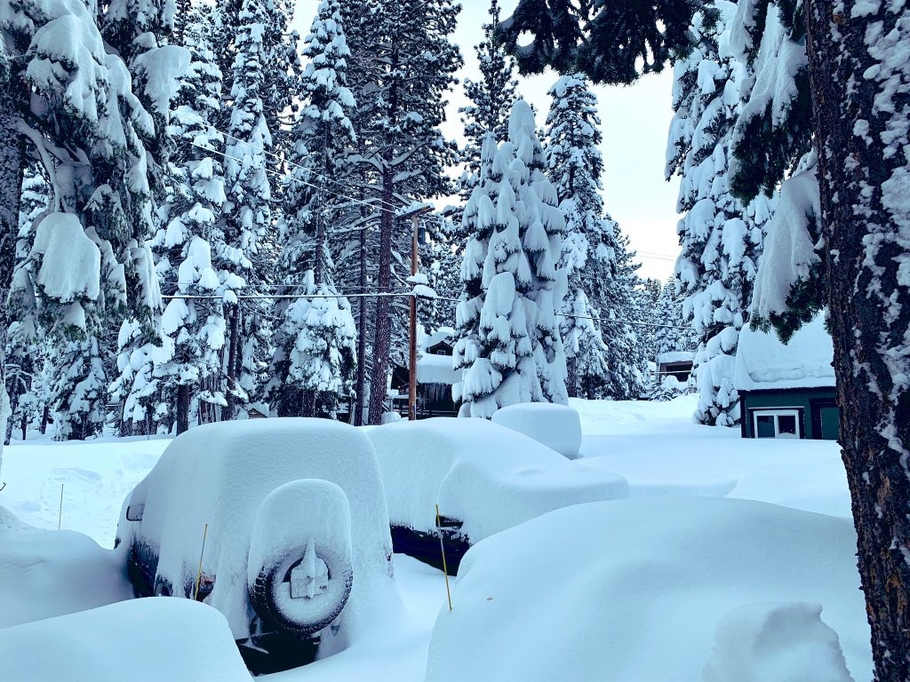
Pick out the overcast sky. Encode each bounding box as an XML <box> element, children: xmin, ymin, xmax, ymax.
<box><xmin>291</xmin><ymin>1</ymin><xmax>681</xmax><ymax>282</ymax></box>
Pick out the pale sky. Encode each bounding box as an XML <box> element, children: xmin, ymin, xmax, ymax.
<box><xmin>291</xmin><ymin>1</ymin><xmax>681</xmax><ymax>281</ymax></box>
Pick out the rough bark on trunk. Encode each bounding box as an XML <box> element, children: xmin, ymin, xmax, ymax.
<box><xmin>367</xmin><ymin>165</ymin><xmax>395</xmax><ymax>425</ymax></box>
<box><xmin>176</xmin><ymin>384</ymin><xmax>190</xmax><ymax>435</ymax></box>
<box><xmin>806</xmin><ymin>3</ymin><xmax>910</xmax><ymax>678</ymax></box>
<box><xmin>353</xmin><ymin>209</ymin><xmax>368</xmax><ymax>426</ymax></box>
<box><xmin>0</xmin><ymin>80</ymin><xmax>26</xmax><ymax>471</ymax></box>
<box><xmin>566</xmin><ymin>355</ymin><xmax>578</xmax><ymax>398</ymax></box>
<box><xmin>224</xmin><ymin>305</ymin><xmax>242</xmax><ymax>420</ymax></box>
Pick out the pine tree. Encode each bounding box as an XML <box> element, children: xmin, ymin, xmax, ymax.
<box><xmin>1</xmin><ymin>0</ymin><xmax>162</xmax><ymax>441</ymax></box>
<box><xmin>454</xmin><ymin>101</ymin><xmax>568</xmax><ymax>417</ymax></box>
<box><xmin>460</xmin><ymin>0</ymin><xmax>519</xmax><ymax>199</ymax></box>
<box><xmin>219</xmin><ymin>0</ymin><xmax>299</xmax><ymax>418</ymax></box>
<box><xmin>264</xmin><ymin>0</ymin><xmax>358</xmax><ymax>418</ymax></box>
<box><xmin>596</xmin><ymin>230</ymin><xmax>648</xmax><ymax>400</ymax></box>
<box><xmin>665</xmin><ymin>1</ymin><xmax>773</xmax><ymax>426</ymax></box>
<box><xmin>340</xmin><ymin>0</ymin><xmax>462</xmax><ymax>424</ymax></box>
<box><xmin>543</xmin><ymin>73</ymin><xmax>614</xmax><ymax>397</ymax></box>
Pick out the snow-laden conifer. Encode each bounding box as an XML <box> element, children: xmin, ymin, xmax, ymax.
<box><xmin>265</xmin><ymin>0</ymin><xmax>358</xmax><ymax>418</ymax></box>
<box><xmin>454</xmin><ymin>101</ymin><xmax>568</xmax><ymax>417</ymax></box>
<box><xmin>665</xmin><ymin>1</ymin><xmax>773</xmax><ymax>426</ymax></box>
<box><xmin>543</xmin><ymin>73</ymin><xmax>615</xmax><ymax>397</ymax></box>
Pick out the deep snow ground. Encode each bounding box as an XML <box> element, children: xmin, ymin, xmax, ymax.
<box><xmin>0</xmin><ymin>395</ymin><xmax>863</xmax><ymax>681</ymax></box>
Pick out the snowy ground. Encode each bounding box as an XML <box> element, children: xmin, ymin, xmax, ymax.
<box><xmin>0</xmin><ymin>395</ymin><xmax>867</xmax><ymax>681</ymax></box>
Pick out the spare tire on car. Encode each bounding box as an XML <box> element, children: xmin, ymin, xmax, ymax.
<box><xmin>248</xmin><ymin>480</ymin><xmax>353</xmax><ymax>637</ymax></box>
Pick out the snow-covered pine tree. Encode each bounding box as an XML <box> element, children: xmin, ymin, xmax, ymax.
<box><xmin>727</xmin><ymin>1</ymin><xmax>818</xmax><ymax>339</ymax></box>
<box><xmin>594</xmin><ymin>229</ymin><xmax>648</xmax><ymax>400</ymax></box>
<box><xmin>543</xmin><ymin>73</ymin><xmax>615</xmax><ymax>397</ymax></box>
<box><xmin>218</xmin><ymin>0</ymin><xmax>299</xmax><ymax>418</ymax></box>
<box><xmin>141</xmin><ymin>3</ymin><xmax>228</xmax><ymax>434</ymax></box>
<box><xmin>1</xmin><ymin>0</ymin><xmax>163</xmax><ymax>440</ymax></box>
<box><xmin>339</xmin><ymin>0</ymin><xmax>461</xmax><ymax>425</ymax></box>
<box><xmin>459</xmin><ymin>0</ymin><xmax>519</xmax><ymax>203</ymax></box>
<box><xmin>264</xmin><ymin>0</ymin><xmax>358</xmax><ymax>418</ymax></box>
<box><xmin>665</xmin><ymin>1</ymin><xmax>773</xmax><ymax>426</ymax></box>
<box><xmin>454</xmin><ymin>101</ymin><xmax>568</xmax><ymax>417</ymax></box>
<box><xmin>648</xmin><ymin>276</ymin><xmax>699</xmax><ymax>401</ymax></box>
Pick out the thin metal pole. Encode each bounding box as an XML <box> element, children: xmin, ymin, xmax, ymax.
<box><xmin>57</xmin><ymin>484</ymin><xmax>63</xmax><ymax>530</ymax></box>
<box><xmin>436</xmin><ymin>505</ymin><xmax>453</xmax><ymax>611</ymax></box>
<box><xmin>193</xmin><ymin>523</ymin><xmax>210</xmax><ymax>601</ymax></box>
<box><xmin>409</xmin><ymin>215</ymin><xmax>419</xmax><ymax>421</ymax></box>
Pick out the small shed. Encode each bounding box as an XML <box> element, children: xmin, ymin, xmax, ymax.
<box><xmin>734</xmin><ymin>314</ymin><xmax>839</xmax><ymax>441</ymax></box>
<box><xmin>390</xmin><ymin>328</ymin><xmax>461</xmax><ymax>417</ymax></box>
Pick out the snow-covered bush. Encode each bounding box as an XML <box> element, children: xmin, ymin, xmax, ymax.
<box><xmin>491</xmin><ymin>402</ymin><xmax>582</xmax><ymax>458</ymax></box>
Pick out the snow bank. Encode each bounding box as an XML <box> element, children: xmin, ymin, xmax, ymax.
<box><xmin>118</xmin><ymin>418</ymin><xmax>400</xmax><ymax>651</ymax></box>
<box><xmin>0</xmin><ymin>529</ymin><xmax>132</xmax><ymax>629</ymax></box>
<box><xmin>491</xmin><ymin>402</ymin><xmax>582</xmax><ymax>458</ymax></box>
<box><xmin>734</xmin><ymin>313</ymin><xmax>834</xmax><ymax>391</ymax></box>
<box><xmin>0</xmin><ymin>504</ymin><xmax>31</xmax><ymax>534</ymax></box>
<box><xmin>425</xmin><ymin>497</ymin><xmax>870</xmax><ymax>682</ymax></box>
<box><xmin>366</xmin><ymin>418</ymin><xmax>627</xmax><ymax>543</ymax></box>
<box><xmin>704</xmin><ymin>602</ymin><xmax>854</xmax><ymax>682</ymax></box>
<box><xmin>0</xmin><ymin>599</ymin><xmax>250</xmax><ymax>682</ymax></box>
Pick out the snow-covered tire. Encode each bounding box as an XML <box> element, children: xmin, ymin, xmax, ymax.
<box><xmin>248</xmin><ymin>479</ymin><xmax>353</xmax><ymax>637</ymax></box>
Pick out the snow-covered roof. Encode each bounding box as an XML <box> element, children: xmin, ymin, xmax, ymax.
<box><xmin>658</xmin><ymin>351</ymin><xmax>695</xmax><ymax>365</ymax></box>
<box><xmin>734</xmin><ymin>314</ymin><xmax>835</xmax><ymax>391</ymax></box>
<box><xmin>416</xmin><ymin>354</ymin><xmax>462</xmax><ymax>385</ymax></box>
<box><xmin>420</xmin><ymin>327</ymin><xmax>456</xmax><ymax>352</ymax></box>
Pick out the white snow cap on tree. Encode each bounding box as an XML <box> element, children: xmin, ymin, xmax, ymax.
<box><xmin>454</xmin><ymin>100</ymin><xmax>568</xmax><ymax>418</ymax></box>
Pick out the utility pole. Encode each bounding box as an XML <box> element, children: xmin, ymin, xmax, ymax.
<box><xmin>404</xmin><ymin>204</ymin><xmax>432</xmax><ymax>421</ymax></box>
<box><xmin>409</xmin><ymin>214</ymin><xmax>419</xmax><ymax>421</ymax></box>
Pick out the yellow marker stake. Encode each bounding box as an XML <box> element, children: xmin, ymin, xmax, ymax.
<box><xmin>436</xmin><ymin>504</ymin><xmax>453</xmax><ymax>611</ymax></box>
<box><xmin>193</xmin><ymin>523</ymin><xmax>209</xmax><ymax>601</ymax></box>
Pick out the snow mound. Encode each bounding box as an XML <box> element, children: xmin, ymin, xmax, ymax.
<box><xmin>425</xmin><ymin>497</ymin><xmax>870</xmax><ymax>682</ymax></box>
<box><xmin>734</xmin><ymin>313</ymin><xmax>834</xmax><ymax>391</ymax></box>
<box><xmin>366</xmin><ymin>418</ymin><xmax>627</xmax><ymax>542</ymax></box>
<box><xmin>118</xmin><ymin>418</ymin><xmax>400</xmax><ymax>652</ymax></box>
<box><xmin>0</xmin><ymin>599</ymin><xmax>250</xmax><ymax>682</ymax></box>
<box><xmin>492</xmin><ymin>402</ymin><xmax>582</xmax><ymax>458</ymax></box>
<box><xmin>0</xmin><ymin>504</ymin><xmax>31</xmax><ymax>534</ymax></box>
<box><xmin>704</xmin><ymin>602</ymin><xmax>854</xmax><ymax>682</ymax></box>
<box><xmin>0</xmin><ymin>529</ymin><xmax>133</xmax><ymax>629</ymax></box>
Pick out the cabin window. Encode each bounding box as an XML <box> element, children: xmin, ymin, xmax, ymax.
<box><xmin>752</xmin><ymin>409</ymin><xmax>801</xmax><ymax>439</ymax></box>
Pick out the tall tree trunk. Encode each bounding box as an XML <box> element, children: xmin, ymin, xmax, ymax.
<box><xmin>353</xmin><ymin>210</ymin><xmax>368</xmax><ymax>426</ymax></box>
<box><xmin>224</xmin><ymin>305</ymin><xmax>242</xmax><ymax>420</ymax></box>
<box><xmin>175</xmin><ymin>384</ymin><xmax>190</xmax><ymax>435</ymax></box>
<box><xmin>566</xmin><ymin>356</ymin><xmax>578</xmax><ymax>398</ymax></box>
<box><xmin>806</xmin><ymin>3</ymin><xmax>910</xmax><ymax>679</ymax></box>
<box><xmin>368</xmin><ymin>164</ymin><xmax>395</xmax><ymax>425</ymax></box>
<box><xmin>0</xmin><ymin>81</ymin><xmax>26</xmax><ymax>472</ymax></box>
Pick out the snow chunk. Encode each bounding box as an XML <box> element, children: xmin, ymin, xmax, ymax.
<box><xmin>366</xmin><ymin>418</ymin><xmax>628</xmax><ymax>542</ymax></box>
<box><xmin>0</xmin><ymin>599</ymin><xmax>250</xmax><ymax>682</ymax></box>
<box><xmin>31</xmin><ymin>213</ymin><xmax>101</xmax><ymax>305</ymax></box>
<box><xmin>492</xmin><ymin>403</ymin><xmax>582</xmax><ymax>458</ymax></box>
<box><xmin>734</xmin><ymin>313</ymin><xmax>835</xmax><ymax>391</ymax></box>
<box><xmin>704</xmin><ymin>602</ymin><xmax>855</xmax><ymax>682</ymax></box>
<box><xmin>132</xmin><ymin>45</ymin><xmax>191</xmax><ymax>116</ymax></box>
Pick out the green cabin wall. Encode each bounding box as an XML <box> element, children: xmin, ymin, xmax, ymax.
<box><xmin>740</xmin><ymin>388</ymin><xmax>839</xmax><ymax>440</ymax></box>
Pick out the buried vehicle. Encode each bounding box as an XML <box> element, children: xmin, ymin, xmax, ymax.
<box><xmin>115</xmin><ymin>418</ymin><xmax>400</xmax><ymax>674</ymax></box>
<box><xmin>366</xmin><ymin>418</ymin><xmax>629</xmax><ymax>574</ymax></box>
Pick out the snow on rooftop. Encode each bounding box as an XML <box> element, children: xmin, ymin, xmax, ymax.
<box><xmin>425</xmin><ymin>497</ymin><xmax>869</xmax><ymax>682</ymax></box>
<box><xmin>734</xmin><ymin>314</ymin><xmax>835</xmax><ymax>391</ymax></box>
<box><xmin>416</xmin><ymin>353</ymin><xmax>462</xmax><ymax>385</ymax></box>
<box><xmin>366</xmin><ymin>418</ymin><xmax>628</xmax><ymax>543</ymax></box>
<box><xmin>658</xmin><ymin>351</ymin><xmax>695</xmax><ymax>364</ymax></box>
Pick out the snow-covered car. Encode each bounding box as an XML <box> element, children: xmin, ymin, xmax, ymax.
<box><xmin>115</xmin><ymin>418</ymin><xmax>398</xmax><ymax>674</ymax></box>
<box><xmin>366</xmin><ymin>418</ymin><xmax>629</xmax><ymax>573</ymax></box>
